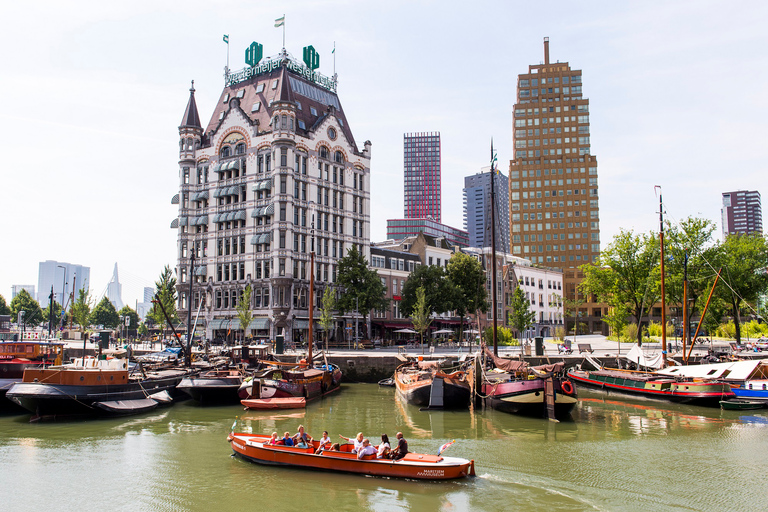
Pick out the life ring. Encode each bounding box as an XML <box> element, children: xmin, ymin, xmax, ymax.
<box><xmin>561</xmin><ymin>380</ymin><xmax>574</xmax><ymax>395</ymax></box>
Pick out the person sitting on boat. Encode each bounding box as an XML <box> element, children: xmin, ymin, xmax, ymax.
<box><xmin>292</xmin><ymin>424</ymin><xmax>312</xmax><ymax>446</ymax></box>
<box><xmin>357</xmin><ymin>439</ymin><xmax>377</xmax><ymax>459</ymax></box>
<box><xmin>268</xmin><ymin>432</ymin><xmax>279</xmax><ymax>445</ymax></box>
<box><xmin>377</xmin><ymin>434</ymin><xmax>391</xmax><ymax>459</ymax></box>
<box><xmin>280</xmin><ymin>432</ymin><xmax>294</xmax><ymax>447</ymax></box>
<box><xmin>390</xmin><ymin>432</ymin><xmax>408</xmax><ymax>460</ymax></box>
<box><xmin>315</xmin><ymin>431</ymin><xmax>331</xmax><ymax>454</ymax></box>
<box><xmin>339</xmin><ymin>432</ymin><xmax>365</xmax><ymax>453</ymax></box>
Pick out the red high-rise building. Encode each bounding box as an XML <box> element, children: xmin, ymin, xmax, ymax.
<box><xmin>403</xmin><ymin>132</ymin><xmax>441</xmax><ymax>222</ymax></box>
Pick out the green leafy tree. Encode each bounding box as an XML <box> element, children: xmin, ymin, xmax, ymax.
<box><xmin>482</xmin><ymin>326</ymin><xmax>519</xmax><ymax>346</ymax></box>
<box><xmin>410</xmin><ymin>287</ymin><xmax>432</xmax><ymax>353</ymax></box>
<box><xmin>603</xmin><ymin>297</ymin><xmax>629</xmax><ymax>341</ymax></box>
<box><xmin>446</xmin><ymin>251</ymin><xmax>488</xmax><ymax>342</ymax></box>
<box><xmin>508</xmin><ymin>287</ymin><xmax>536</xmax><ymax>339</ymax></box>
<box><xmin>235</xmin><ymin>285</ymin><xmax>253</xmax><ymax>342</ymax></box>
<box><xmin>10</xmin><ymin>289</ymin><xmax>43</xmax><ymax>326</ymax></box>
<box><xmin>0</xmin><ymin>294</ymin><xmax>11</xmax><ymax>316</ymax></box>
<box><xmin>318</xmin><ymin>286</ymin><xmax>336</xmax><ymax>348</ymax></box>
<box><xmin>138</xmin><ymin>322</ymin><xmax>149</xmax><ymax>338</ymax></box>
<box><xmin>71</xmin><ymin>288</ymin><xmax>94</xmax><ymax>337</ymax></box>
<box><xmin>712</xmin><ymin>234</ymin><xmax>768</xmax><ymax>342</ymax></box>
<box><xmin>90</xmin><ymin>297</ymin><xmax>120</xmax><ymax>328</ymax></box>
<box><xmin>118</xmin><ymin>306</ymin><xmax>140</xmax><ymax>330</ymax></box>
<box><xmin>149</xmin><ymin>265</ymin><xmax>179</xmax><ymax>335</ymax></box>
<box><xmin>336</xmin><ymin>246</ymin><xmax>388</xmax><ymax>338</ymax></box>
<box><xmin>401</xmin><ymin>264</ymin><xmax>455</xmax><ymax>318</ymax></box>
<box><xmin>580</xmin><ymin>229</ymin><xmax>660</xmax><ymax>344</ymax></box>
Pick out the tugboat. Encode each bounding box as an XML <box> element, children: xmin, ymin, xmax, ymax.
<box><xmin>0</xmin><ymin>339</ymin><xmax>64</xmax><ymax>409</ymax></box>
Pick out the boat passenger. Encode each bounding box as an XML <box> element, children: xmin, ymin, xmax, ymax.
<box><xmin>292</xmin><ymin>424</ymin><xmax>312</xmax><ymax>445</ymax></box>
<box><xmin>268</xmin><ymin>432</ymin><xmax>279</xmax><ymax>445</ymax></box>
<box><xmin>329</xmin><ymin>443</ymin><xmax>341</xmax><ymax>451</ymax></box>
<box><xmin>357</xmin><ymin>439</ymin><xmax>377</xmax><ymax>459</ymax></box>
<box><xmin>281</xmin><ymin>432</ymin><xmax>294</xmax><ymax>447</ymax></box>
<box><xmin>339</xmin><ymin>432</ymin><xmax>365</xmax><ymax>453</ymax></box>
<box><xmin>390</xmin><ymin>432</ymin><xmax>408</xmax><ymax>460</ymax></box>
<box><xmin>377</xmin><ymin>434</ymin><xmax>391</xmax><ymax>459</ymax></box>
<box><xmin>315</xmin><ymin>431</ymin><xmax>331</xmax><ymax>454</ymax></box>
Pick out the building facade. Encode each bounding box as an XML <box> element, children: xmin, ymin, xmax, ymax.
<box><xmin>386</xmin><ymin>218</ymin><xmax>469</xmax><ymax>247</ymax></box>
<box><xmin>173</xmin><ymin>46</ymin><xmax>371</xmax><ymax>344</ymax></box>
<box><xmin>11</xmin><ymin>285</ymin><xmax>35</xmax><ymax>300</ymax></box>
<box><xmin>508</xmin><ymin>38</ymin><xmax>603</xmax><ymax>333</ymax></box>
<box><xmin>721</xmin><ymin>190</ymin><xmax>762</xmax><ymax>238</ymax></box>
<box><xmin>404</xmin><ymin>132</ymin><xmax>441</xmax><ymax>222</ymax></box>
<box><xmin>36</xmin><ymin>261</ymin><xmax>89</xmax><ymax>308</ymax></box>
<box><xmin>368</xmin><ymin>246</ymin><xmax>421</xmax><ymax>337</ymax></box>
<box><xmin>463</xmin><ymin>167</ymin><xmax>510</xmax><ymax>252</ymax></box>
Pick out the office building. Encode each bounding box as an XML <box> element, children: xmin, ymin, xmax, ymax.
<box><xmin>508</xmin><ymin>38</ymin><xmax>602</xmax><ymax>333</ymax></box>
<box><xmin>172</xmin><ymin>44</ymin><xmax>371</xmax><ymax>344</ymax></box>
<box><xmin>37</xmin><ymin>261</ymin><xmax>90</xmax><ymax>308</ymax></box>
<box><xmin>11</xmin><ymin>285</ymin><xmax>35</xmax><ymax>300</ymax></box>
<box><xmin>463</xmin><ymin>167</ymin><xmax>510</xmax><ymax>252</ymax></box>
<box><xmin>722</xmin><ymin>190</ymin><xmax>762</xmax><ymax>238</ymax></box>
<box><xmin>404</xmin><ymin>132</ymin><xmax>441</xmax><ymax>222</ymax></box>
<box><xmin>386</xmin><ymin>218</ymin><xmax>469</xmax><ymax>247</ymax></box>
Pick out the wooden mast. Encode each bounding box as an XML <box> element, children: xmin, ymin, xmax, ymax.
<box><xmin>658</xmin><ymin>188</ymin><xmax>667</xmax><ymax>369</ymax></box>
<box><xmin>490</xmin><ymin>140</ymin><xmax>498</xmax><ymax>356</ymax></box>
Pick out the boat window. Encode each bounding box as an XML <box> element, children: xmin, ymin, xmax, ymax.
<box><xmin>707</xmin><ymin>369</ymin><xmax>717</xmax><ymax>376</ymax></box>
<box><xmin>763</xmin><ymin>384</ymin><xmax>766</xmax><ymax>391</ymax></box>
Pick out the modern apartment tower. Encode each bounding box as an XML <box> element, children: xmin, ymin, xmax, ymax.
<box><xmin>37</xmin><ymin>261</ymin><xmax>90</xmax><ymax>308</ymax></box>
<box><xmin>173</xmin><ymin>44</ymin><xmax>371</xmax><ymax>345</ymax></box>
<box><xmin>403</xmin><ymin>132</ymin><xmax>441</xmax><ymax>222</ymax></box>
<box><xmin>463</xmin><ymin>167</ymin><xmax>510</xmax><ymax>252</ymax></box>
<box><xmin>508</xmin><ymin>38</ymin><xmax>602</xmax><ymax>331</ymax></box>
<box><xmin>721</xmin><ymin>190</ymin><xmax>762</xmax><ymax>238</ymax></box>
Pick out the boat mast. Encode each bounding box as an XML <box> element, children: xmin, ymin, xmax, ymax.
<box><xmin>490</xmin><ymin>140</ymin><xmax>498</xmax><ymax>356</ymax></box>
<box><xmin>657</xmin><ymin>188</ymin><xmax>667</xmax><ymax>369</ymax></box>
<box><xmin>186</xmin><ymin>252</ymin><xmax>194</xmax><ymax>368</ymax></box>
<box><xmin>307</xmin><ymin>215</ymin><xmax>315</xmax><ymax>366</ymax></box>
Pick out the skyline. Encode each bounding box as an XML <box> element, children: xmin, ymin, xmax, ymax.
<box><xmin>1</xmin><ymin>1</ymin><xmax>766</xmax><ymax>307</ymax></box>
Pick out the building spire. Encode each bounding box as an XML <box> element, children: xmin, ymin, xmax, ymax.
<box><xmin>180</xmin><ymin>80</ymin><xmax>202</xmax><ymax>129</ymax></box>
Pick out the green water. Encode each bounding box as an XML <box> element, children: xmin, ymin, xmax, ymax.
<box><xmin>1</xmin><ymin>385</ymin><xmax>766</xmax><ymax>512</ymax></box>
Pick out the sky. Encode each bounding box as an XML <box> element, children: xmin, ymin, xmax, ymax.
<box><xmin>1</xmin><ymin>0</ymin><xmax>766</xmax><ymax>307</ymax></box>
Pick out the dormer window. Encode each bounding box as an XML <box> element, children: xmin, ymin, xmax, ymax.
<box><xmin>251</xmin><ymin>102</ymin><xmax>261</xmax><ymax>112</ymax></box>
<box><xmin>236</xmin><ymin>89</ymin><xmax>245</xmax><ymax>99</ymax></box>
<box><xmin>272</xmin><ymin>80</ymin><xmax>279</xmax><ymax>90</ymax></box>
<box><xmin>310</xmin><ymin>106</ymin><xmax>318</xmax><ymax>116</ymax></box>
<box><xmin>223</xmin><ymin>93</ymin><xmax>230</xmax><ymax>103</ymax></box>
<box><xmin>256</xmin><ymin>83</ymin><xmax>265</xmax><ymax>94</ymax></box>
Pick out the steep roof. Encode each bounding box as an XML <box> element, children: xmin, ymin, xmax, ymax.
<box><xmin>204</xmin><ymin>61</ymin><xmax>358</xmax><ymax>151</ymax></box>
<box><xmin>180</xmin><ymin>81</ymin><xmax>202</xmax><ymax>129</ymax></box>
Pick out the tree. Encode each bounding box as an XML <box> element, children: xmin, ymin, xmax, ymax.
<box><xmin>0</xmin><ymin>294</ymin><xmax>11</xmax><ymax>316</ymax></box>
<box><xmin>580</xmin><ymin>229</ymin><xmax>660</xmax><ymax>344</ymax></box>
<box><xmin>336</xmin><ymin>246</ymin><xmax>388</xmax><ymax>338</ymax></box>
<box><xmin>10</xmin><ymin>289</ymin><xmax>43</xmax><ymax>326</ymax></box>
<box><xmin>712</xmin><ymin>234</ymin><xmax>768</xmax><ymax>342</ymax></box>
<box><xmin>149</xmin><ymin>265</ymin><xmax>179</xmax><ymax>334</ymax></box>
<box><xmin>318</xmin><ymin>286</ymin><xmax>336</xmax><ymax>348</ymax></box>
<box><xmin>118</xmin><ymin>306</ymin><xmax>140</xmax><ymax>331</ymax></box>
<box><xmin>90</xmin><ymin>297</ymin><xmax>120</xmax><ymax>328</ymax></box>
<box><xmin>138</xmin><ymin>322</ymin><xmax>149</xmax><ymax>338</ymax></box>
<box><xmin>446</xmin><ymin>251</ymin><xmax>488</xmax><ymax>343</ymax></box>
<box><xmin>602</xmin><ymin>297</ymin><xmax>629</xmax><ymax>341</ymax></box>
<box><xmin>410</xmin><ymin>287</ymin><xmax>432</xmax><ymax>354</ymax></box>
<box><xmin>400</xmin><ymin>264</ymin><xmax>455</xmax><ymax>318</ymax></box>
<box><xmin>665</xmin><ymin>217</ymin><xmax>719</xmax><ymax>332</ymax></box>
<box><xmin>235</xmin><ymin>285</ymin><xmax>253</xmax><ymax>342</ymax></box>
<box><xmin>71</xmin><ymin>288</ymin><xmax>94</xmax><ymax>336</ymax></box>
<box><xmin>508</xmin><ymin>287</ymin><xmax>536</xmax><ymax>339</ymax></box>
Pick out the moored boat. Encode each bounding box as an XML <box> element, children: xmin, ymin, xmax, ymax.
<box><xmin>178</xmin><ymin>368</ymin><xmax>246</xmax><ymax>404</ymax></box>
<box><xmin>567</xmin><ymin>367</ymin><xmax>735</xmax><ymax>407</ymax></box>
<box><xmin>227</xmin><ymin>432</ymin><xmax>475</xmax><ymax>480</ymax></box>
<box><xmin>394</xmin><ymin>361</ymin><xmax>471</xmax><ymax>409</ymax></box>
<box><xmin>6</xmin><ymin>357</ymin><xmax>194</xmax><ymax>420</ymax></box>
<box><xmin>0</xmin><ymin>339</ymin><xmax>64</xmax><ymax>409</ymax></box>
<box><xmin>238</xmin><ymin>361</ymin><xmax>342</xmax><ymax>409</ymax></box>
<box><xmin>720</xmin><ymin>399</ymin><xmax>765</xmax><ymax>410</ymax></box>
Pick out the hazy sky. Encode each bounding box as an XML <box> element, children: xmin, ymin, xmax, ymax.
<box><xmin>1</xmin><ymin>0</ymin><xmax>766</xmax><ymax>307</ymax></box>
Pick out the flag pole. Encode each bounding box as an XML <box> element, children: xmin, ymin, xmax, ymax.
<box><xmin>333</xmin><ymin>41</ymin><xmax>336</xmax><ymax>76</ymax></box>
<box><xmin>282</xmin><ymin>14</ymin><xmax>286</xmax><ymax>48</ymax></box>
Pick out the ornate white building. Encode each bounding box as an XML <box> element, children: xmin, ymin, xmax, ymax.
<box><xmin>173</xmin><ymin>46</ymin><xmax>371</xmax><ymax>344</ymax></box>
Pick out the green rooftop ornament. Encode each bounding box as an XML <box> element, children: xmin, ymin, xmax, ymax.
<box><xmin>303</xmin><ymin>45</ymin><xmax>319</xmax><ymax>70</ymax></box>
<box><xmin>245</xmin><ymin>41</ymin><xmax>263</xmax><ymax>67</ymax></box>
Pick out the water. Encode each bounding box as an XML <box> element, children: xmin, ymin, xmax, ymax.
<box><xmin>1</xmin><ymin>385</ymin><xmax>766</xmax><ymax>512</ymax></box>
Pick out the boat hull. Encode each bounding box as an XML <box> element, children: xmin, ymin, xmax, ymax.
<box><xmin>568</xmin><ymin>369</ymin><xmax>734</xmax><ymax>407</ymax></box>
<box><xmin>177</xmin><ymin>372</ymin><xmax>244</xmax><ymax>404</ymax></box>
<box><xmin>228</xmin><ymin>433</ymin><xmax>474</xmax><ymax>480</ymax></box>
<box><xmin>394</xmin><ymin>369</ymin><xmax>471</xmax><ymax>408</ymax></box>
<box><xmin>482</xmin><ymin>377</ymin><xmax>577</xmax><ymax>417</ymax></box>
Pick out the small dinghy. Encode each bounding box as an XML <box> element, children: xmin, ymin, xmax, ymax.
<box><xmin>720</xmin><ymin>399</ymin><xmax>765</xmax><ymax>410</ymax></box>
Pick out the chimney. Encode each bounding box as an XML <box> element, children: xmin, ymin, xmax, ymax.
<box><xmin>544</xmin><ymin>37</ymin><xmax>550</xmax><ymax>65</ymax></box>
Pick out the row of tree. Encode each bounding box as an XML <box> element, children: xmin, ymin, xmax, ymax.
<box><xmin>580</xmin><ymin>217</ymin><xmax>768</xmax><ymax>343</ymax></box>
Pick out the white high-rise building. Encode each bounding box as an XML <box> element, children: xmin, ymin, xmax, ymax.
<box><xmin>106</xmin><ymin>263</ymin><xmax>124</xmax><ymax>311</ymax></box>
<box><xmin>37</xmin><ymin>260</ymin><xmax>90</xmax><ymax>308</ymax></box>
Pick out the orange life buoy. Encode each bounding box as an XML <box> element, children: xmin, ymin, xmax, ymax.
<box><xmin>561</xmin><ymin>380</ymin><xmax>574</xmax><ymax>395</ymax></box>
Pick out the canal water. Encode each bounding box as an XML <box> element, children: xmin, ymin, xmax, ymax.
<box><xmin>1</xmin><ymin>384</ymin><xmax>766</xmax><ymax>512</ymax></box>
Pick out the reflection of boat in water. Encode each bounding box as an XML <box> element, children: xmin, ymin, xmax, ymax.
<box><xmin>228</xmin><ymin>432</ymin><xmax>475</xmax><ymax>480</ymax></box>
<box><xmin>475</xmin><ymin>345</ymin><xmax>577</xmax><ymax>420</ymax></box>
<box><xmin>394</xmin><ymin>361</ymin><xmax>471</xmax><ymax>409</ymax></box>
<box><xmin>6</xmin><ymin>357</ymin><xmax>192</xmax><ymax>420</ymax></box>
<box><xmin>238</xmin><ymin>361</ymin><xmax>342</xmax><ymax>409</ymax></box>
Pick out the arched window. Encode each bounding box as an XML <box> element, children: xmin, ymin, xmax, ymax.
<box><xmin>334</xmin><ymin>151</ymin><xmax>344</xmax><ymax>164</ymax></box>
<box><xmin>221</xmin><ymin>146</ymin><xmax>231</xmax><ymax>158</ymax></box>
<box><xmin>235</xmin><ymin>143</ymin><xmax>246</xmax><ymax>155</ymax></box>
<box><xmin>320</xmin><ymin>146</ymin><xmax>329</xmax><ymax>159</ymax></box>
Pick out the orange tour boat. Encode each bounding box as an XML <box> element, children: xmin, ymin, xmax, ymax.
<box><xmin>227</xmin><ymin>432</ymin><xmax>475</xmax><ymax>480</ymax></box>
